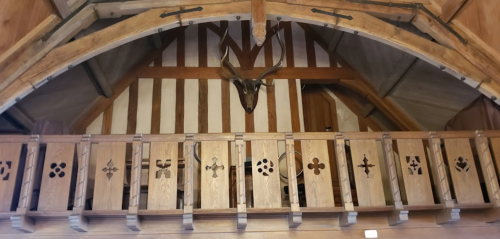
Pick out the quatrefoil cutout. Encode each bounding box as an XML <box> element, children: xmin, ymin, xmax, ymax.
<box><xmin>256</xmin><ymin>158</ymin><xmax>274</xmax><ymax>176</ymax></box>
<box><xmin>49</xmin><ymin>162</ymin><xmax>66</xmax><ymax>178</ymax></box>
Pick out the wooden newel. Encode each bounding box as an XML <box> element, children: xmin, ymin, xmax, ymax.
<box><xmin>69</xmin><ymin>135</ymin><xmax>91</xmax><ymax>232</ymax></box>
<box><xmin>285</xmin><ymin>133</ymin><xmax>302</xmax><ymax>228</ymax></box>
<box><xmin>127</xmin><ymin>134</ymin><xmax>143</xmax><ymax>231</ymax></box>
<box><xmin>334</xmin><ymin>133</ymin><xmax>357</xmax><ymax>226</ymax></box>
<box><xmin>475</xmin><ymin>131</ymin><xmax>500</xmax><ymax>222</ymax></box>
<box><xmin>382</xmin><ymin>133</ymin><xmax>408</xmax><ymax>226</ymax></box>
<box><xmin>235</xmin><ymin>133</ymin><xmax>247</xmax><ymax>229</ymax></box>
<box><xmin>11</xmin><ymin>135</ymin><xmax>39</xmax><ymax>233</ymax></box>
<box><xmin>251</xmin><ymin>0</ymin><xmax>266</xmax><ymax>46</ymax></box>
<box><xmin>183</xmin><ymin>134</ymin><xmax>195</xmax><ymax>230</ymax></box>
<box><xmin>428</xmin><ymin>132</ymin><xmax>459</xmax><ymax>224</ymax></box>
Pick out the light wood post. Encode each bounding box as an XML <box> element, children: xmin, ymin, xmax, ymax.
<box><xmin>382</xmin><ymin>132</ymin><xmax>408</xmax><ymax>225</ymax></box>
<box><xmin>69</xmin><ymin>135</ymin><xmax>91</xmax><ymax>232</ymax></box>
<box><xmin>127</xmin><ymin>134</ymin><xmax>143</xmax><ymax>231</ymax></box>
<box><xmin>183</xmin><ymin>134</ymin><xmax>195</xmax><ymax>230</ymax></box>
<box><xmin>428</xmin><ymin>132</ymin><xmax>459</xmax><ymax>224</ymax></box>
<box><xmin>11</xmin><ymin>135</ymin><xmax>39</xmax><ymax>233</ymax></box>
<box><xmin>251</xmin><ymin>0</ymin><xmax>266</xmax><ymax>46</ymax></box>
<box><xmin>235</xmin><ymin>133</ymin><xmax>247</xmax><ymax>229</ymax></box>
<box><xmin>285</xmin><ymin>133</ymin><xmax>302</xmax><ymax>228</ymax></box>
<box><xmin>334</xmin><ymin>133</ymin><xmax>357</xmax><ymax>226</ymax></box>
<box><xmin>475</xmin><ymin>131</ymin><xmax>500</xmax><ymax>222</ymax></box>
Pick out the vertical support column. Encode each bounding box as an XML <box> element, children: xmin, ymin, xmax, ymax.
<box><xmin>285</xmin><ymin>133</ymin><xmax>302</xmax><ymax>228</ymax></box>
<box><xmin>475</xmin><ymin>131</ymin><xmax>500</xmax><ymax>222</ymax></box>
<box><xmin>382</xmin><ymin>132</ymin><xmax>408</xmax><ymax>225</ymax></box>
<box><xmin>11</xmin><ymin>135</ymin><xmax>39</xmax><ymax>233</ymax></box>
<box><xmin>69</xmin><ymin>135</ymin><xmax>91</xmax><ymax>232</ymax></box>
<box><xmin>334</xmin><ymin>133</ymin><xmax>357</xmax><ymax>226</ymax></box>
<box><xmin>183</xmin><ymin>134</ymin><xmax>195</xmax><ymax>230</ymax></box>
<box><xmin>428</xmin><ymin>132</ymin><xmax>459</xmax><ymax>224</ymax></box>
<box><xmin>127</xmin><ymin>134</ymin><xmax>143</xmax><ymax>231</ymax></box>
<box><xmin>235</xmin><ymin>133</ymin><xmax>247</xmax><ymax>229</ymax></box>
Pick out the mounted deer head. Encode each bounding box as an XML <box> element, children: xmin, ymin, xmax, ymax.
<box><xmin>219</xmin><ymin>23</ymin><xmax>285</xmax><ymax>114</ymax></box>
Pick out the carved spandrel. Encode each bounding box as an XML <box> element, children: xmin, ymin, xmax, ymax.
<box><xmin>156</xmin><ymin>159</ymin><xmax>172</xmax><ymax>179</ymax></box>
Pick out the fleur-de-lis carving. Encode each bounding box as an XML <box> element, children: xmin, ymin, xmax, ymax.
<box><xmin>102</xmin><ymin>159</ymin><xmax>118</xmax><ymax>180</ymax></box>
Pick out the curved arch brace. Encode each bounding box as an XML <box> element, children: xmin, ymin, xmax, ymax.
<box><xmin>1</xmin><ymin>2</ymin><xmax>499</xmax><ymax>113</ymax></box>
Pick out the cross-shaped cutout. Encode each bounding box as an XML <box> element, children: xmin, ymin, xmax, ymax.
<box><xmin>205</xmin><ymin>157</ymin><xmax>224</xmax><ymax>178</ymax></box>
<box><xmin>357</xmin><ymin>154</ymin><xmax>375</xmax><ymax>178</ymax></box>
<box><xmin>308</xmin><ymin>157</ymin><xmax>325</xmax><ymax>175</ymax></box>
<box><xmin>406</xmin><ymin>156</ymin><xmax>422</xmax><ymax>175</ymax></box>
<box><xmin>156</xmin><ymin>159</ymin><xmax>172</xmax><ymax>179</ymax></box>
<box><xmin>0</xmin><ymin>161</ymin><xmax>12</xmax><ymax>181</ymax></box>
<box><xmin>102</xmin><ymin>159</ymin><xmax>118</xmax><ymax>180</ymax></box>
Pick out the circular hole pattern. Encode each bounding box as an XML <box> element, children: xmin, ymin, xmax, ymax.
<box><xmin>49</xmin><ymin>172</ymin><xmax>56</xmax><ymax>178</ymax></box>
<box><xmin>269</xmin><ymin>168</ymin><xmax>274</xmax><ymax>173</ymax></box>
<box><xmin>60</xmin><ymin>162</ymin><xmax>66</xmax><ymax>168</ymax></box>
<box><xmin>55</xmin><ymin>168</ymin><xmax>61</xmax><ymax>173</ymax></box>
<box><xmin>50</xmin><ymin>163</ymin><xmax>57</xmax><ymax>169</ymax></box>
<box><xmin>258</xmin><ymin>168</ymin><xmax>263</xmax><ymax>173</ymax></box>
<box><xmin>263</xmin><ymin>159</ymin><xmax>268</xmax><ymax>163</ymax></box>
<box><xmin>59</xmin><ymin>172</ymin><xmax>65</xmax><ymax>178</ymax></box>
<box><xmin>264</xmin><ymin>165</ymin><xmax>268</xmax><ymax>169</ymax></box>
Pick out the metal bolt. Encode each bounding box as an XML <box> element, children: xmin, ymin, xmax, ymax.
<box><xmin>354</xmin><ymin>30</ymin><xmax>359</xmax><ymax>35</ymax></box>
<box><xmin>277</xmin><ymin>17</ymin><xmax>281</xmax><ymax>21</ymax></box>
<box><xmin>236</xmin><ymin>16</ymin><xmax>241</xmax><ymax>20</ymax></box>
<box><xmin>460</xmin><ymin>77</ymin><xmax>466</xmax><ymax>81</ymax></box>
<box><xmin>189</xmin><ymin>21</ymin><xmax>193</xmax><ymax>25</ymax></box>
<box><xmin>68</xmin><ymin>65</ymin><xmax>73</xmax><ymax>70</ymax></box>
<box><xmin>47</xmin><ymin>76</ymin><xmax>53</xmax><ymax>81</ymax></box>
<box><xmin>158</xmin><ymin>28</ymin><xmax>163</xmax><ymax>33</ymax></box>
<box><xmin>440</xmin><ymin>66</ymin><xmax>446</xmax><ymax>71</ymax></box>
<box><xmin>492</xmin><ymin>96</ymin><xmax>498</xmax><ymax>101</ymax></box>
<box><xmin>110</xmin><ymin>12</ymin><xmax>114</xmax><ymax>16</ymax></box>
<box><xmin>324</xmin><ymin>23</ymin><xmax>328</xmax><ymax>27</ymax></box>
<box><xmin>15</xmin><ymin>97</ymin><xmax>21</xmax><ymax>102</ymax></box>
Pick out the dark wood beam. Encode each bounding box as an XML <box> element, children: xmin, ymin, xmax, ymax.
<box><xmin>138</xmin><ymin>67</ymin><xmax>355</xmax><ymax>81</ymax></box>
<box><xmin>377</xmin><ymin>55</ymin><xmax>419</xmax><ymax>98</ymax></box>
<box><xmin>82</xmin><ymin>58</ymin><xmax>114</xmax><ymax>98</ymax></box>
<box><xmin>150</xmin><ymin>33</ymin><xmax>162</xmax><ymax>50</ymax></box>
<box><xmin>327</xmin><ymin>30</ymin><xmax>344</xmax><ymax>53</ymax></box>
<box><xmin>4</xmin><ymin>106</ymin><xmax>34</xmax><ymax>132</ymax></box>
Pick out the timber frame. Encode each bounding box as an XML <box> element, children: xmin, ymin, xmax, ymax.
<box><xmin>1</xmin><ymin>0</ymin><xmax>500</xmax><ymax>115</ymax></box>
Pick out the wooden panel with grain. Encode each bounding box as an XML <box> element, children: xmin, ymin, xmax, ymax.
<box><xmin>147</xmin><ymin>142</ymin><xmax>178</xmax><ymax>210</ymax></box>
<box><xmin>251</xmin><ymin>140</ymin><xmax>281</xmax><ymax>208</ymax></box>
<box><xmin>0</xmin><ymin>143</ymin><xmax>22</xmax><ymax>212</ymax></box>
<box><xmin>443</xmin><ymin>138</ymin><xmax>483</xmax><ymax>204</ymax></box>
<box><xmin>201</xmin><ymin>141</ymin><xmax>229</xmax><ymax>209</ymax></box>
<box><xmin>301</xmin><ymin>140</ymin><xmax>335</xmax><ymax>207</ymax></box>
<box><xmin>93</xmin><ymin>142</ymin><xmax>126</xmax><ymax>210</ymax></box>
<box><xmin>38</xmin><ymin>143</ymin><xmax>75</xmax><ymax>212</ymax></box>
<box><xmin>490</xmin><ymin>138</ymin><xmax>500</xmax><ymax>177</ymax></box>
<box><xmin>396</xmin><ymin>139</ymin><xmax>434</xmax><ymax>205</ymax></box>
<box><xmin>349</xmin><ymin>139</ymin><xmax>386</xmax><ymax>207</ymax></box>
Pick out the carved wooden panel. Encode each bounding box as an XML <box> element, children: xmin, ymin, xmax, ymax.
<box><xmin>444</xmin><ymin>138</ymin><xmax>483</xmax><ymax>204</ymax></box>
<box><xmin>148</xmin><ymin>142</ymin><xmax>178</xmax><ymax>210</ymax></box>
<box><xmin>301</xmin><ymin>140</ymin><xmax>335</xmax><ymax>207</ymax></box>
<box><xmin>93</xmin><ymin>142</ymin><xmax>126</xmax><ymax>210</ymax></box>
<box><xmin>38</xmin><ymin>143</ymin><xmax>75</xmax><ymax>212</ymax></box>
<box><xmin>490</xmin><ymin>138</ymin><xmax>500</xmax><ymax>177</ymax></box>
<box><xmin>396</xmin><ymin>139</ymin><xmax>434</xmax><ymax>205</ymax></box>
<box><xmin>251</xmin><ymin>140</ymin><xmax>281</xmax><ymax>208</ymax></box>
<box><xmin>201</xmin><ymin>141</ymin><xmax>229</xmax><ymax>209</ymax></box>
<box><xmin>350</xmin><ymin>140</ymin><xmax>385</xmax><ymax>207</ymax></box>
<box><xmin>0</xmin><ymin>143</ymin><xmax>22</xmax><ymax>212</ymax></box>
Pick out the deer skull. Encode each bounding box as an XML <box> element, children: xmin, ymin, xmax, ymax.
<box><xmin>219</xmin><ymin>23</ymin><xmax>285</xmax><ymax>114</ymax></box>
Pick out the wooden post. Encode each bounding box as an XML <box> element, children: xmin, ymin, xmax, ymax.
<box><xmin>475</xmin><ymin>131</ymin><xmax>500</xmax><ymax>222</ymax></box>
<box><xmin>251</xmin><ymin>0</ymin><xmax>266</xmax><ymax>46</ymax></box>
<box><xmin>428</xmin><ymin>132</ymin><xmax>459</xmax><ymax>224</ymax></box>
<box><xmin>69</xmin><ymin>135</ymin><xmax>91</xmax><ymax>232</ymax></box>
<box><xmin>11</xmin><ymin>135</ymin><xmax>39</xmax><ymax>233</ymax></box>
<box><xmin>235</xmin><ymin>133</ymin><xmax>247</xmax><ymax>229</ymax></box>
<box><xmin>334</xmin><ymin>133</ymin><xmax>357</xmax><ymax>226</ymax></box>
<box><xmin>285</xmin><ymin>133</ymin><xmax>302</xmax><ymax>228</ymax></box>
<box><xmin>382</xmin><ymin>132</ymin><xmax>408</xmax><ymax>226</ymax></box>
<box><xmin>183</xmin><ymin>134</ymin><xmax>194</xmax><ymax>230</ymax></box>
<box><xmin>127</xmin><ymin>134</ymin><xmax>143</xmax><ymax>231</ymax></box>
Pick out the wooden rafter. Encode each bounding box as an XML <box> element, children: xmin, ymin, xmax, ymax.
<box><xmin>251</xmin><ymin>0</ymin><xmax>267</xmax><ymax>46</ymax></box>
<box><xmin>1</xmin><ymin>1</ymin><xmax>500</xmax><ymax>115</ymax></box>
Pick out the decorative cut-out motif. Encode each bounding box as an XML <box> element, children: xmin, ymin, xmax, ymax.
<box><xmin>205</xmin><ymin>157</ymin><xmax>224</xmax><ymax>178</ymax></box>
<box><xmin>257</xmin><ymin>158</ymin><xmax>274</xmax><ymax>176</ymax></box>
<box><xmin>406</xmin><ymin>156</ymin><xmax>422</xmax><ymax>175</ymax></box>
<box><xmin>454</xmin><ymin>157</ymin><xmax>470</xmax><ymax>173</ymax></box>
<box><xmin>0</xmin><ymin>161</ymin><xmax>11</xmax><ymax>181</ymax></box>
<box><xmin>102</xmin><ymin>159</ymin><xmax>119</xmax><ymax>180</ymax></box>
<box><xmin>308</xmin><ymin>157</ymin><xmax>325</xmax><ymax>175</ymax></box>
<box><xmin>156</xmin><ymin>159</ymin><xmax>171</xmax><ymax>179</ymax></box>
<box><xmin>357</xmin><ymin>154</ymin><xmax>375</xmax><ymax>178</ymax></box>
<box><xmin>49</xmin><ymin>162</ymin><xmax>66</xmax><ymax>178</ymax></box>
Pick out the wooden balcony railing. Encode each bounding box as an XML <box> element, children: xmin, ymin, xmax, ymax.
<box><xmin>0</xmin><ymin>131</ymin><xmax>499</xmax><ymax>233</ymax></box>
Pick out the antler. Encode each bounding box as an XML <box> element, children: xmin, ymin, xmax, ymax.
<box><xmin>219</xmin><ymin>28</ymin><xmax>243</xmax><ymax>81</ymax></box>
<box><xmin>255</xmin><ymin>21</ymin><xmax>285</xmax><ymax>86</ymax></box>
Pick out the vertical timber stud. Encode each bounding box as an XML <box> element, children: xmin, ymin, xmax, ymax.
<box><xmin>428</xmin><ymin>132</ymin><xmax>459</xmax><ymax>224</ymax></box>
<box><xmin>127</xmin><ymin>134</ymin><xmax>143</xmax><ymax>231</ymax></box>
<box><xmin>183</xmin><ymin>134</ymin><xmax>195</xmax><ymax>230</ymax></box>
<box><xmin>285</xmin><ymin>133</ymin><xmax>302</xmax><ymax>227</ymax></box>
<box><xmin>11</xmin><ymin>135</ymin><xmax>40</xmax><ymax>233</ymax></box>
<box><xmin>334</xmin><ymin>133</ymin><xmax>357</xmax><ymax>226</ymax></box>
<box><xmin>235</xmin><ymin>133</ymin><xmax>247</xmax><ymax>229</ymax></box>
<box><xmin>382</xmin><ymin>133</ymin><xmax>408</xmax><ymax>225</ymax></box>
<box><xmin>475</xmin><ymin>131</ymin><xmax>500</xmax><ymax>222</ymax></box>
<box><xmin>251</xmin><ymin>0</ymin><xmax>266</xmax><ymax>46</ymax></box>
<box><xmin>69</xmin><ymin>135</ymin><xmax>91</xmax><ymax>232</ymax></box>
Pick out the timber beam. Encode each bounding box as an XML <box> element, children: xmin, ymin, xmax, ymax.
<box><xmin>251</xmin><ymin>0</ymin><xmax>267</xmax><ymax>46</ymax></box>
